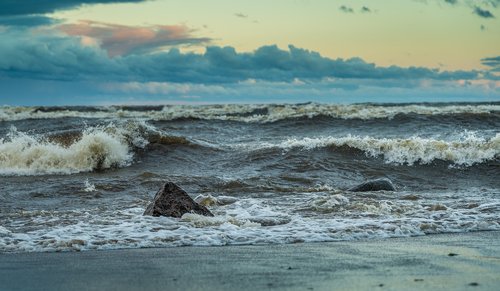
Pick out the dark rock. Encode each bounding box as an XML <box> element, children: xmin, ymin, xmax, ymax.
<box><xmin>428</xmin><ymin>204</ymin><xmax>447</xmax><ymax>211</ymax></box>
<box><xmin>466</xmin><ymin>203</ymin><xmax>479</xmax><ymax>209</ymax></box>
<box><xmin>348</xmin><ymin>178</ymin><xmax>396</xmax><ymax>192</ymax></box>
<box><xmin>448</xmin><ymin>253</ymin><xmax>459</xmax><ymax>257</ymax></box>
<box><xmin>401</xmin><ymin>194</ymin><xmax>420</xmax><ymax>201</ymax></box>
<box><xmin>144</xmin><ymin>182</ymin><xmax>214</xmax><ymax>217</ymax></box>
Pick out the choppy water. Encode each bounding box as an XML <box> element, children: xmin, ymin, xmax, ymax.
<box><xmin>1</xmin><ymin>102</ymin><xmax>499</xmax><ymax>252</ymax></box>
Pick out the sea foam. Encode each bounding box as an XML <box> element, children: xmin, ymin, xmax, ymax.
<box><xmin>0</xmin><ymin>121</ymin><xmax>153</xmax><ymax>176</ymax></box>
<box><xmin>1</xmin><ymin>103</ymin><xmax>499</xmax><ymax>122</ymax></box>
<box><xmin>246</xmin><ymin>133</ymin><xmax>500</xmax><ymax>166</ymax></box>
<box><xmin>2</xmin><ymin>192</ymin><xmax>499</xmax><ymax>252</ymax></box>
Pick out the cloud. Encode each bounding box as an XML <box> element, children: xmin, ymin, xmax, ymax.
<box><xmin>0</xmin><ymin>15</ymin><xmax>57</xmax><ymax>27</ymax></box>
<box><xmin>481</xmin><ymin>56</ymin><xmax>500</xmax><ymax>71</ymax></box>
<box><xmin>473</xmin><ymin>6</ymin><xmax>495</xmax><ymax>18</ymax></box>
<box><xmin>120</xmin><ymin>78</ymin><xmax>499</xmax><ymax>104</ymax></box>
<box><xmin>339</xmin><ymin>5</ymin><xmax>354</xmax><ymax>13</ymax></box>
<box><xmin>0</xmin><ymin>0</ymin><xmax>147</xmax><ymax>16</ymax></box>
<box><xmin>0</xmin><ymin>28</ymin><xmax>123</xmax><ymax>81</ymax></box>
<box><xmin>234</xmin><ymin>13</ymin><xmax>248</xmax><ymax>18</ymax></box>
<box><xmin>340</xmin><ymin>5</ymin><xmax>372</xmax><ymax>14</ymax></box>
<box><xmin>484</xmin><ymin>0</ymin><xmax>499</xmax><ymax>7</ymax></box>
<box><xmin>0</xmin><ymin>28</ymin><xmax>485</xmax><ymax>85</ymax></box>
<box><xmin>428</xmin><ymin>0</ymin><xmax>500</xmax><ymax>8</ymax></box>
<box><xmin>3</xmin><ymin>76</ymin><xmax>497</xmax><ymax>106</ymax></box>
<box><xmin>58</xmin><ymin>20</ymin><xmax>210</xmax><ymax>56</ymax></box>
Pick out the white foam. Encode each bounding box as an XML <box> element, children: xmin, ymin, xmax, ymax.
<box><xmin>0</xmin><ymin>226</ymin><xmax>11</xmax><ymax>237</ymax></box>
<box><xmin>224</xmin><ymin>103</ymin><xmax>500</xmax><ymax>122</ymax></box>
<box><xmin>243</xmin><ymin>133</ymin><xmax>500</xmax><ymax>166</ymax></box>
<box><xmin>1</xmin><ymin>192</ymin><xmax>499</xmax><ymax>253</ymax></box>
<box><xmin>0</xmin><ymin>122</ymin><xmax>152</xmax><ymax>176</ymax></box>
<box><xmin>194</xmin><ymin>194</ymin><xmax>238</xmax><ymax>206</ymax></box>
<box><xmin>83</xmin><ymin>179</ymin><xmax>97</xmax><ymax>192</ymax></box>
<box><xmin>1</xmin><ymin>103</ymin><xmax>499</xmax><ymax>122</ymax></box>
<box><xmin>181</xmin><ymin>213</ymin><xmax>259</xmax><ymax>228</ymax></box>
<box><xmin>309</xmin><ymin>194</ymin><xmax>350</xmax><ymax>211</ymax></box>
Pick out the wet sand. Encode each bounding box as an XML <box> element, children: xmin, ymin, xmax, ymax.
<box><xmin>1</xmin><ymin>231</ymin><xmax>499</xmax><ymax>291</ymax></box>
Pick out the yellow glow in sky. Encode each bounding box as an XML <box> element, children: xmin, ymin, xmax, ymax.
<box><xmin>53</xmin><ymin>0</ymin><xmax>500</xmax><ymax>70</ymax></box>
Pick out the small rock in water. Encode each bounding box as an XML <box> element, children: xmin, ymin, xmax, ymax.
<box><xmin>144</xmin><ymin>182</ymin><xmax>214</xmax><ymax>218</ymax></box>
<box><xmin>448</xmin><ymin>253</ymin><xmax>459</xmax><ymax>257</ymax></box>
<box><xmin>428</xmin><ymin>204</ymin><xmax>447</xmax><ymax>211</ymax></box>
<box><xmin>348</xmin><ymin>178</ymin><xmax>396</xmax><ymax>192</ymax></box>
<box><xmin>216</xmin><ymin>196</ymin><xmax>238</xmax><ymax>205</ymax></box>
<box><xmin>194</xmin><ymin>194</ymin><xmax>238</xmax><ymax>206</ymax></box>
<box><xmin>401</xmin><ymin>194</ymin><xmax>420</xmax><ymax>201</ymax></box>
<box><xmin>466</xmin><ymin>203</ymin><xmax>479</xmax><ymax>209</ymax></box>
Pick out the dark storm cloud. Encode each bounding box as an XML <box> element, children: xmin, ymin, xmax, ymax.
<box><xmin>0</xmin><ymin>29</ymin><xmax>482</xmax><ymax>84</ymax></box>
<box><xmin>0</xmin><ymin>29</ymin><xmax>123</xmax><ymax>81</ymax></box>
<box><xmin>0</xmin><ymin>0</ymin><xmax>147</xmax><ymax>16</ymax></box>
<box><xmin>0</xmin><ymin>15</ymin><xmax>56</xmax><ymax>27</ymax></box>
<box><xmin>473</xmin><ymin>6</ymin><xmax>495</xmax><ymax>18</ymax></box>
<box><xmin>481</xmin><ymin>56</ymin><xmax>500</xmax><ymax>71</ymax></box>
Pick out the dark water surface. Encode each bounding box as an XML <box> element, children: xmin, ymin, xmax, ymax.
<box><xmin>1</xmin><ymin>103</ymin><xmax>499</xmax><ymax>252</ymax></box>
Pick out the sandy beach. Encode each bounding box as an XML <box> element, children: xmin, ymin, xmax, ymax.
<box><xmin>1</xmin><ymin>231</ymin><xmax>499</xmax><ymax>291</ymax></box>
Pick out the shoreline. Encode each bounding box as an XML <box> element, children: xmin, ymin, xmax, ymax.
<box><xmin>1</xmin><ymin>231</ymin><xmax>499</xmax><ymax>290</ymax></box>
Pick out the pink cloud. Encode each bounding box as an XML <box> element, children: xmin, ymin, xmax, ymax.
<box><xmin>59</xmin><ymin>20</ymin><xmax>210</xmax><ymax>56</ymax></box>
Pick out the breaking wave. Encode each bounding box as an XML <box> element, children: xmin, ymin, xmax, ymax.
<box><xmin>244</xmin><ymin>133</ymin><xmax>500</xmax><ymax>166</ymax></box>
<box><xmin>0</xmin><ymin>121</ymin><xmax>186</xmax><ymax>176</ymax></box>
<box><xmin>1</xmin><ymin>103</ymin><xmax>499</xmax><ymax>122</ymax></box>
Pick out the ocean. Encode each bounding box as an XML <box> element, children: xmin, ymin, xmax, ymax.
<box><xmin>0</xmin><ymin>102</ymin><xmax>499</xmax><ymax>252</ymax></box>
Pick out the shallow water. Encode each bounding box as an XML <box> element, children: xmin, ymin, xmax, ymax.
<box><xmin>1</xmin><ymin>102</ymin><xmax>499</xmax><ymax>252</ymax></box>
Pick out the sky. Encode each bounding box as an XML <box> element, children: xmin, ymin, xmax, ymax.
<box><xmin>0</xmin><ymin>0</ymin><xmax>499</xmax><ymax>105</ymax></box>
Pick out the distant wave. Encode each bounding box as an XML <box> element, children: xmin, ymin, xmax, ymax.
<box><xmin>241</xmin><ymin>133</ymin><xmax>500</xmax><ymax>166</ymax></box>
<box><xmin>0</xmin><ymin>121</ymin><xmax>189</xmax><ymax>176</ymax></box>
<box><xmin>1</xmin><ymin>103</ymin><xmax>499</xmax><ymax>122</ymax></box>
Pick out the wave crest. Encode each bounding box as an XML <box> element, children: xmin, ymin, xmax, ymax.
<box><xmin>1</xmin><ymin>103</ymin><xmax>499</xmax><ymax>122</ymax></box>
<box><xmin>255</xmin><ymin>133</ymin><xmax>500</xmax><ymax>166</ymax></box>
<box><xmin>0</xmin><ymin>121</ymin><xmax>171</xmax><ymax>176</ymax></box>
